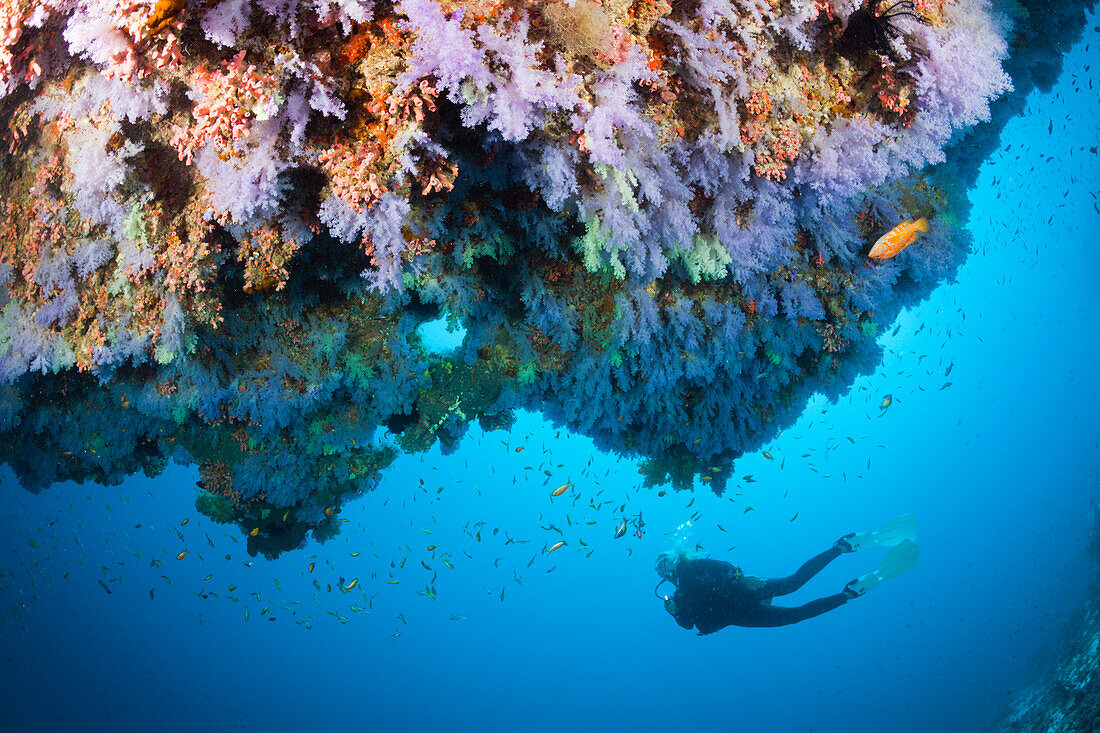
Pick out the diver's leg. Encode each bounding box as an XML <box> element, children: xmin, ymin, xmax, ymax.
<box><xmin>738</xmin><ymin>593</ymin><xmax>849</xmax><ymax>628</ymax></box>
<box><xmin>759</xmin><ymin>545</ymin><xmax>844</xmax><ymax>598</ymax></box>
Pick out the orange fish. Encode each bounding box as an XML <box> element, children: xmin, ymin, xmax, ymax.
<box><xmin>551</xmin><ymin>483</ymin><xmax>571</xmax><ymax>497</ymax></box>
<box><xmin>324</xmin><ymin>507</ymin><xmax>334</xmax><ymax>516</ymax></box>
<box><xmin>308</xmin><ymin>562</ymin><xmax>315</xmax><ymax>573</ymax></box>
<box><xmin>548</xmin><ymin>540</ymin><xmax>566</xmax><ymax>553</ymax></box>
<box><xmin>869</xmin><ymin>217</ymin><xmax>929</xmax><ymax>259</ymax></box>
<box><xmin>176</xmin><ymin>551</ymin><xmax>188</xmax><ymax>560</ymax></box>
<box><xmin>180</xmin><ymin>518</ymin><xmax>189</xmax><ymax>526</ymax></box>
<box><xmin>344</xmin><ymin>578</ymin><xmax>359</xmax><ymax>591</ymax></box>
<box><xmin>249</xmin><ymin>528</ymin><xmax>259</xmax><ymax>536</ymax></box>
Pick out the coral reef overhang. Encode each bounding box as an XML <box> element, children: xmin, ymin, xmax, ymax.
<box><xmin>0</xmin><ymin>0</ymin><xmax>1093</xmax><ymax>555</ymax></box>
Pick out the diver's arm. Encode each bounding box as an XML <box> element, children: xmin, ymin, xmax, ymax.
<box><xmin>667</xmin><ymin>591</ymin><xmax>695</xmax><ymax>630</ymax></box>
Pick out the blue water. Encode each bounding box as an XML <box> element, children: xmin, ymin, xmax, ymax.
<box><xmin>3</xmin><ymin>18</ymin><xmax>1099</xmax><ymax>733</ymax></box>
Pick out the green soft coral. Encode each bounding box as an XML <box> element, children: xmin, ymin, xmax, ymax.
<box><xmin>575</xmin><ymin>215</ymin><xmax>626</xmax><ymax>278</ymax></box>
<box><xmin>674</xmin><ymin>233</ymin><xmax>733</xmax><ymax>283</ymax></box>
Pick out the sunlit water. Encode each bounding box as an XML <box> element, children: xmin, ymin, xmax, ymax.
<box><xmin>2</xmin><ymin>16</ymin><xmax>1099</xmax><ymax>733</ymax></box>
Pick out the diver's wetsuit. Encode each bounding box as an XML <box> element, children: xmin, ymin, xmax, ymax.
<box><xmin>669</xmin><ymin>546</ymin><xmax>848</xmax><ymax>634</ymax></box>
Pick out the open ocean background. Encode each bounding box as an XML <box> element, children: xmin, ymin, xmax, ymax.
<box><xmin>2</xmin><ymin>13</ymin><xmax>1098</xmax><ymax>733</ymax></box>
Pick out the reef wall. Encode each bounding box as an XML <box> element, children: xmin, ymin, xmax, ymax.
<box><xmin>0</xmin><ymin>0</ymin><xmax>1092</xmax><ymax>555</ymax></box>
<box><xmin>987</xmin><ymin>502</ymin><xmax>1100</xmax><ymax>732</ymax></box>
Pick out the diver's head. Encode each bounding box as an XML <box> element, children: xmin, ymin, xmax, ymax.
<box><xmin>655</xmin><ymin>550</ymin><xmax>683</xmax><ymax>582</ymax></box>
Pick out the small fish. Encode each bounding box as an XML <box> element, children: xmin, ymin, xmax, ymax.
<box><xmin>743</xmin><ymin>506</ymin><xmax>755</xmax><ymax>514</ymax></box>
<box><xmin>613</xmin><ymin>518</ymin><xmax>627</xmax><ymax>539</ymax></box>
<box><xmin>202</xmin><ymin>574</ymin><xmax>213</xmax><ymax>581</ymax></box>
<box><xmin>789</xmin><ymin>511</ymin><xmax>799</xmax><ymax>522</ymax></box>
<box><xmin>548</xmin><ymin>540</ymin><xmax>566</xmax><ymax>553</ymax></box>
<box><xmin>869</xmin><ymin>217</ymin><xmax>929</xmax><ymax>259</ymax></box>
<box><xmin>657</xmin><ymin>491</ymin><xmax>666</xmax><ymax>497</ymax></box>
<box><xmin>762</xmin><ymin>451</ymin><xmax>773</xmax><ymax>460</ymax></box>
<box><xmin>350</xmin><ymin>552</ymin><xmax>360</xmax><ymax>557</ymax></box>
<box><xmin>427</xmin><ymin>545</ymin><xmax>437</xmax><ymax>551</ymax></box>
<box><xmin>98</xmin><ymin>579</ymin><xmax>112</xmax><ymax>594</ymax></box>
<box><xmin>344</xmin><ymin>578</ymin><xmax>359</xmax><ymax>591</ymax></box>
<box><xmin>228</xmin><ymin>585</ymin><xmax>237</xmax><ymax>592</ymax></box>
<box><xmin>308</xmin><ymin>562</ymin><xmax>315</xmax><ymax>573</ymax></box>
<box><xmin>176</xmin><ymin>550</ymin><xmax>188</xmax><ymax>560</ymax></box>
<box><xmin>551</xmin><ymin>483</ymin><xmax>571</xmax><ymax>497</ymax></box>
<box><xmin>180</xmin><ymin>518</ymin><xmax>189</xmax><ymax>526</ymax></box>
<box><xmin>324</xmin><ymin>507</ymin><xmax>334</xmax><ymax>516</ymax></box>
<box><xmin>249</xmin><ymin>528</ymin><xmax>259</xmax><ymax>537</ymax></box>
<box><xmin>880</xmin><ymin>394</ymin><xmax>892</xmax><ymax>410</ymax></box>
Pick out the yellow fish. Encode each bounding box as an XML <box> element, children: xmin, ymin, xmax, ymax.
<box><xmin>249</xmin><ymin>528</ymin><xmax>259</xmax><ymax>536</ymax></box>
<box><xmin>551</xmin><ymin>483</ymin><xmax>571</xmax><ymax>497</ymax></box>
<box><xmin>548</xmin><ymin>540</ymin><xmax>566</xmax><ymax>553</ymax></box>
<box><xmin>344</xmin><ymin>578</ymin><xmax>359</xmax><ymax>591</ymax></box>
<box><xmin>176</xmin><ymin>550</ymin><xmax>188</xmax><ymax>560</ymax></box>
<box><xmin>308</xmin><ymin>562</ymin><xmax>315</xmax><ymax>573</ymax></box>
<box><xmin>869</xmin><ymin>217</ymin><xmax>929</xmax><ymax>259</ymax></box>
<box><xmin>880</xmin><ymin>394</ymin><xmax>893</xmax><ymax>410</ymax></box>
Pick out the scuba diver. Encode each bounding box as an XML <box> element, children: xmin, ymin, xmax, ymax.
<box><xmin>655</xmin><ymin>514</ymin><xmax>920</xmax><ymax>634</ymax></box>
